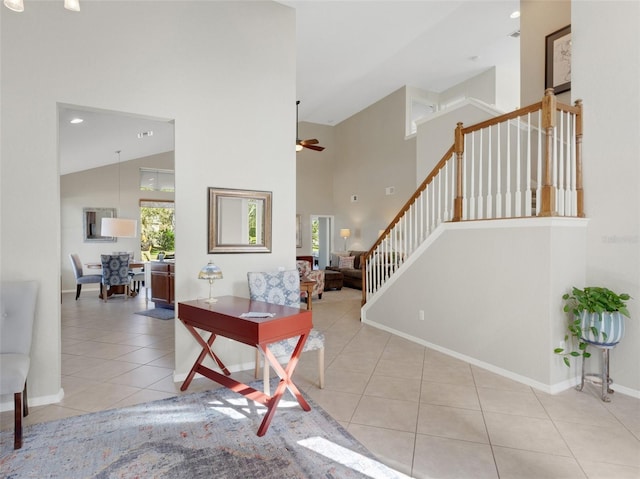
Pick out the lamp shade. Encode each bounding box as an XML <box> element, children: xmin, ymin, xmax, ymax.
<box><xmin>4</xmin><ymin>0</ymin><xmax>24</xmax><ymax>11</ymax></box>
<box><xmin>64</xmin><ymin>0</ymin><xmax>80</xmax><ymax>11</ymax></box>
<box><xmin>101</xmin><ymin>218</ymin><xmax>137</xmax><ymax>238</ymax></box>
<box><xmin>340</xmin><ymin>228</ymin><xmax>351</xmax><ymax>238</ymax></box>
<box><xmin>198</xmin><ymin>261</ymin><xmax>223</xmax><ymax>281</ymax></box>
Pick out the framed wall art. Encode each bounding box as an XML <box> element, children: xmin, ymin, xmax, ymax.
<box><xmin>545</xmin><ymin>25</ymin><xmax>571</xmax><ymax>94</ymax></box>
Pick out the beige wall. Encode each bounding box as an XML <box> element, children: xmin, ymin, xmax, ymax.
<box><xmin>1</xmin><ymin>1</ymin><xmax>295</xmax><ymax>405</ymax></box>
<box><xmin>60</xmin><ymin>152</ymin><xmax>174</xmax><ymax>292</ymax></box>
<box><xmin>520</xmin><ymin>0</ymin><xmax>571</xmax><ymax>106</ymax></box>
<box><xmin>295</xmin><ymin>122</ymin><xmax>336</xmax><ymax>256</ymax></box>
<box><xmin>332</xmin><ymin>87</ymin><xmax>417</xmax><ymax>251</ymax></box>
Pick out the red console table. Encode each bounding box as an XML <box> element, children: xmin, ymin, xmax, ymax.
<box><xmin>178</xmin><ymin>296</ymin><xmax>312</xmax><ymax>436</ymax></box>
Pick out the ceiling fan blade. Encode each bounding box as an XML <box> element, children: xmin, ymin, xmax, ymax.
<box><xmin>303</xmin><ymin>143</ymin><xmax>325</xmax><ymax>151</ymax></box>
<box><xmin>300</xmin><ymin>138</ymin><xmax>319</xmax><ymax>145</ymax></box>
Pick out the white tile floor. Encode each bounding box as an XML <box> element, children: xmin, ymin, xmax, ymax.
<box><xmin>2</xmin><ymin>287</ymin><xmax>639</xmax><ymax>478</ymax></box>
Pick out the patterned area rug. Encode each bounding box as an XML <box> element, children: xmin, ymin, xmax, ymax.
<box><xmin>134</xmin><ymin>308</ymin><xmax>175</xmax><ymax>320</ymax></box>
<box><xmin>0</xmin><ymin>383</ymin><xmax>407</xmax><ymax>478</ymax></box>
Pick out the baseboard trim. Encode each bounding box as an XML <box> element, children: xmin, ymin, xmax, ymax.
<box><xmin>0</xmin><ymin>388</ymin><xmax>65</xmax><ymax>412</ymax></box>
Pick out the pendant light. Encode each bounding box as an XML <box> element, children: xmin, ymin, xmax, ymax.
<box><xmin>4</xmin><ymin>0</ymin><xmax>80</xmax><ymax>11</ymax></box>
<box><xmin>101</xmin><ymin>150</ymin><xmax>138</xmax><ymax>238</ymax></box>
<box><xmin>4</xmin><ymin>0</ymin><xmax>24</xmax><ymax>12</ymax></box>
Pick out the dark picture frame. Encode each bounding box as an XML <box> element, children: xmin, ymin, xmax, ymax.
<box><xmin>545</xmin><ymin>25</ymin><xmax>571</xmax><ymax>94</ymax></box>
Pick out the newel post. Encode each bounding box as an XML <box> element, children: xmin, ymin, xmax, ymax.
<box><xmin>574</xmin><ymin>99</ymin><xmax>585</xmax><ymax>217</ymax></box>
<box><xmin>539</xmin><ymin>88</ymin><xmax>558</xmax><ymax>217</ymax></box>
<box><xmin>452</xmin><ymin>122</ymin><xmax>464</xmax><ymax>221</ymax></box>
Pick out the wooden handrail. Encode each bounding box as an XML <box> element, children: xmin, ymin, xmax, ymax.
<box><xmin>362</xmin><ymin>89</ymin><xmax>584</xmax><ymax>305</ymax></box>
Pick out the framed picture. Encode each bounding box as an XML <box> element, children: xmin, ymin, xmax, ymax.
<box><xmin>545</xmin><ymin>25</ymin><xmax>571</xmax><ymax>94</ymax></box>
<box><xmin>296</xmin><ymin>214</ymin><xmax>302</xmax><ymax>248</ymax></box>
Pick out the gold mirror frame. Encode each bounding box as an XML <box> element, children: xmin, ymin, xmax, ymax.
<box><xmin>207</xmin><ymin>187</ymin><xmax>272</xmax><ymax>253</ymax></box>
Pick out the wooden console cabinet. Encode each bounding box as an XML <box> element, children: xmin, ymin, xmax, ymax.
<box><xmin>150</xmin><ymin>261</ymin><xmax>175</xmax><ymax>308</ymax></box>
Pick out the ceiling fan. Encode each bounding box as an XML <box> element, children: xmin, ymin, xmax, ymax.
<box><xmin>296</xmin><ymin>101</ymin><xmax>325</xmax><ymax>152</ymax></box>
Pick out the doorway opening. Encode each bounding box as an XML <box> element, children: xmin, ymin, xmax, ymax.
<box><xmin>310</xmin><ymin>215</ymin><xmax>334</xmax><ymax>270</ymax></box>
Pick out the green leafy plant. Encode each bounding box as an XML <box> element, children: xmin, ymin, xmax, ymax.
<box><xmin>554</xmin><ymin>286</ymin><xmax>631</xmax><ymax>367</ymax></box>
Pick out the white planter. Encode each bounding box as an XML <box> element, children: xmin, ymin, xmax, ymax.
<box><xmin>579</xmin><ymin>310</ymin><xmax>625</xmax><ymax>346</ymax></box>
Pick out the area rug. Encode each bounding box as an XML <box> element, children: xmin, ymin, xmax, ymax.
<box><xmin>0</xmin><ymin>383</ymin><xmax>408</xmax><ymax>478</ymax></box>
<box><xmin>134</xmin><ymin>307</ymin><xmax>175</xmax><ymax>320</ymax></box>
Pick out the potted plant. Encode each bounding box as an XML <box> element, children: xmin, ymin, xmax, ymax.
<box><xmin>554</xmin><ymin>286</ymin><xmax>631</xmax><ymax>367</ymax></box>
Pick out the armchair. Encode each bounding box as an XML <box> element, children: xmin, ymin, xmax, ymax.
<box><xmin>296</xmin><ymin>258</ymin><xmax>324</xmax><ymax>302</ymax></box>
<box><xmin>0</xmin><ymin>280</ymin><xmax>38</xmax><ymax>449</ymax></box>
<box><xmin>247</xmin><ymin>270</ymin><xmax>325</xmax><ymax>393</ymax></box>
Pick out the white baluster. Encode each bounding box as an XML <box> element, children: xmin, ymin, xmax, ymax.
<box><xmin>477</xmin><ymin>130</ymin><xmax>484</xmax><ymax>219</ymax></box>
<box><xmin>515</xmin><ymin>116</ymin><xmax>522</xmax><ymax>216</ymax></box>
<box><xmin>525</xmin><ymin>112</ymin><xmax>532</xmax><ymax>217</ymax></box>
<box><xmin>536</xmin><ymin>110</ymin><xmax>542</xmax><ymax>216</ymax></box>
<box><xmin>487</xmin><ymin>125</ymin><xmax>493</xmax><ymax>219</ymax></box>
<box><xmin>505</xmin><ymin>120</ymin><xmax>512</xmax><ymax>217</ymax></box>
<box><xmin>496</xmin><ymin>123</ymin><xmax>502</xmax><ymax>218</ymax></box>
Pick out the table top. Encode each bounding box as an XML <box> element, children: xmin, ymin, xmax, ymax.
<box><xmin>178</xmin><ymin>296</ymin><xmax>312</xmax><ymax>347</ymax></box>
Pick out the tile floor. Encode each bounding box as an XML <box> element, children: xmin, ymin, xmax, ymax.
<box><xmin>2</xmin><ymin>287</ymin><xmax>639</xmax><ymax>478</ymax></box>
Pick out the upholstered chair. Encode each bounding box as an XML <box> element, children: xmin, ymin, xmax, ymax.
<box><xmin>296</xmin><ymin>259</ymin><xmax>325</xmax><ymax>303</ymax></box>
<box><xmin>69</xmin><ymin>253</ymin><xmax>102</xmax><ymax>300</ymax></box>
<box><xmin>100</xmin><ymin>253</ymin><xmax>131</xmax><ymax>301</ymax></box>
<box><xmin>0</xmin><ymin>280</ymin><xmax>38</xmax><ymax>449</ymax></box>
<box><xmin>247</xmin><ymin>270</ymin><xmax>325</xmax><ymax>393</ymax></box>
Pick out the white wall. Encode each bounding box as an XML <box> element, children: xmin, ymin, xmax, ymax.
<box><xmin>572</xmin><ymin>1</ymin><xmax>640</xmax><ymax>393</ymax></box>
<box><xmin>61</xmin><ymin>152</ymin><xmax>174</xmax><ymax>292</ymax></box>
<box><xmin>1</xmin><ymin>1</ymin><xmax>295</xmax><ymax>405</ymax></box>
<box><xmin>363</xmin><ymin>219</ymin><xmax>588</xmax><ymax>391</ymax></box>
<box><xmin>415</xmin><ymin>99</ymin><xmax>503</xmax><ymax>185</ymax></box>
<box><xmin>438</xmin><ymin>68</ymin><xmax>497</xmax><ymax>108</ymax></box>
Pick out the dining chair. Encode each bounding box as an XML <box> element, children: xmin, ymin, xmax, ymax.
<box><xmin>247</xmin><ymin>270</ymin><xmax>325</xmax><ymax>393</ymax></box>
<box><xmin>0</xmin><ymin>280</ymin><xmax>38</xmax><ymax>449</ymax></box>
<box><xmin>69</xmin><ymin>253</ymin><xmax>102</xmax><ymax>300</ymax></box>
<box><xmin>100</xmin><ymin>253</ymin><xmax>131</xmax><ymax>301</ymax></box>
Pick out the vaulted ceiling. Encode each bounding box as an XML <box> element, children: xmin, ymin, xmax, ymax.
<box><xmin>59</xmin><ymin>0</ymin><xmax>519</xmax><ymax>175</ymax></box>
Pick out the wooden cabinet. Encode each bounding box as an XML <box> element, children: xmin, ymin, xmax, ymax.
<box><xmin>150</xmin><ymin>261</ymin><xmax>175</xmax><ymax>308</ymax></box>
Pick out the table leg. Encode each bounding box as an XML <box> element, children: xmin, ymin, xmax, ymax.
<box><xmin>180</xmin><ymin>324</ymin><xmax>231</xmax><ymax>391</ymax></box>
<box><xmin>256</xmin><ymin>332</ymin><xmax>310</xmax><ymax>436</ymax></box>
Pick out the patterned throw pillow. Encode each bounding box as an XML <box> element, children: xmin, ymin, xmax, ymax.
<box><xmin>338</xmin><ymin>256</ymin><xmax>355</xmax><ymax>269</ymax></box>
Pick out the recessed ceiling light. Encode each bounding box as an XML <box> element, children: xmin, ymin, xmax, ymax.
<box><xmin>510</xmin><ymin>10</ymin><xmax>520</xmax><ymax>19</ymax></box>
<box><xmin>69</xmin><ymin>118</ymin><xmax>83</xmax><ymax>124</ymax></box>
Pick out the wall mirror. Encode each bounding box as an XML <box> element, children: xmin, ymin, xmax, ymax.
<box><xmin>208</xmin><ymin>187</ymin><xmax>272</xmax><ymax>253</ymax></box>
<box><xmin>83</xmin><ymin>207</ymin><xmax>117</xmax><ymax>242</ymax></box>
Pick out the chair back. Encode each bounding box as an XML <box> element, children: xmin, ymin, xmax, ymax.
<box><xmin>247</xmin><ymin>270</ymin><xmax>300</xmax><ymax>307</ymax></box>
<box><xmin>69</xmin><ymin>253</ymin><xmax>84</xmax><ymax>280</ymax></box>
<box><xmin>100</xmin><ymin>253</ymin><xmax>131</xmax><ymax>287</ymax></box>
<box><xmin>0</xmin><ymin>281</ymin><xmax>38</xmax><ymax>355</ymax></box>
<box><xmin>296</xmin><ymin>259</ymin><xmax>312</xmax><ymax>277</ymax></box>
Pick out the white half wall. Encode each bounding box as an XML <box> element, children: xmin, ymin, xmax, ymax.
<box><xmin>362</xmin><ymin>218</ymin><xmax>588</xmax><ymax>392</ymax></box>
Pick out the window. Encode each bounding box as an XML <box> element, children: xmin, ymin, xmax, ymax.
<box><xmin>140</xmin><ymin>168</ymin><xmax>175</xmax><ymax>192</ymax></box>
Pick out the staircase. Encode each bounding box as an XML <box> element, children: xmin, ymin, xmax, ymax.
<box><xmin>362</xmin><ymin>89</ymin><xmax>584</xmax><ymax>305</ymax></box>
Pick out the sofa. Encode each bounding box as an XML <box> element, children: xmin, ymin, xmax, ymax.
<box><xmin>327</xmin><ymin>250</ymin><xmax>367</xmax><ymax>290</ymax></box>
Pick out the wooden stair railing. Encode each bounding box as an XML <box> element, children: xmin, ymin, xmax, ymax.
<box><xmin>362</xmin><ymin>89</ymin><xmax>584</xmax><ymax>305</ymax></box>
